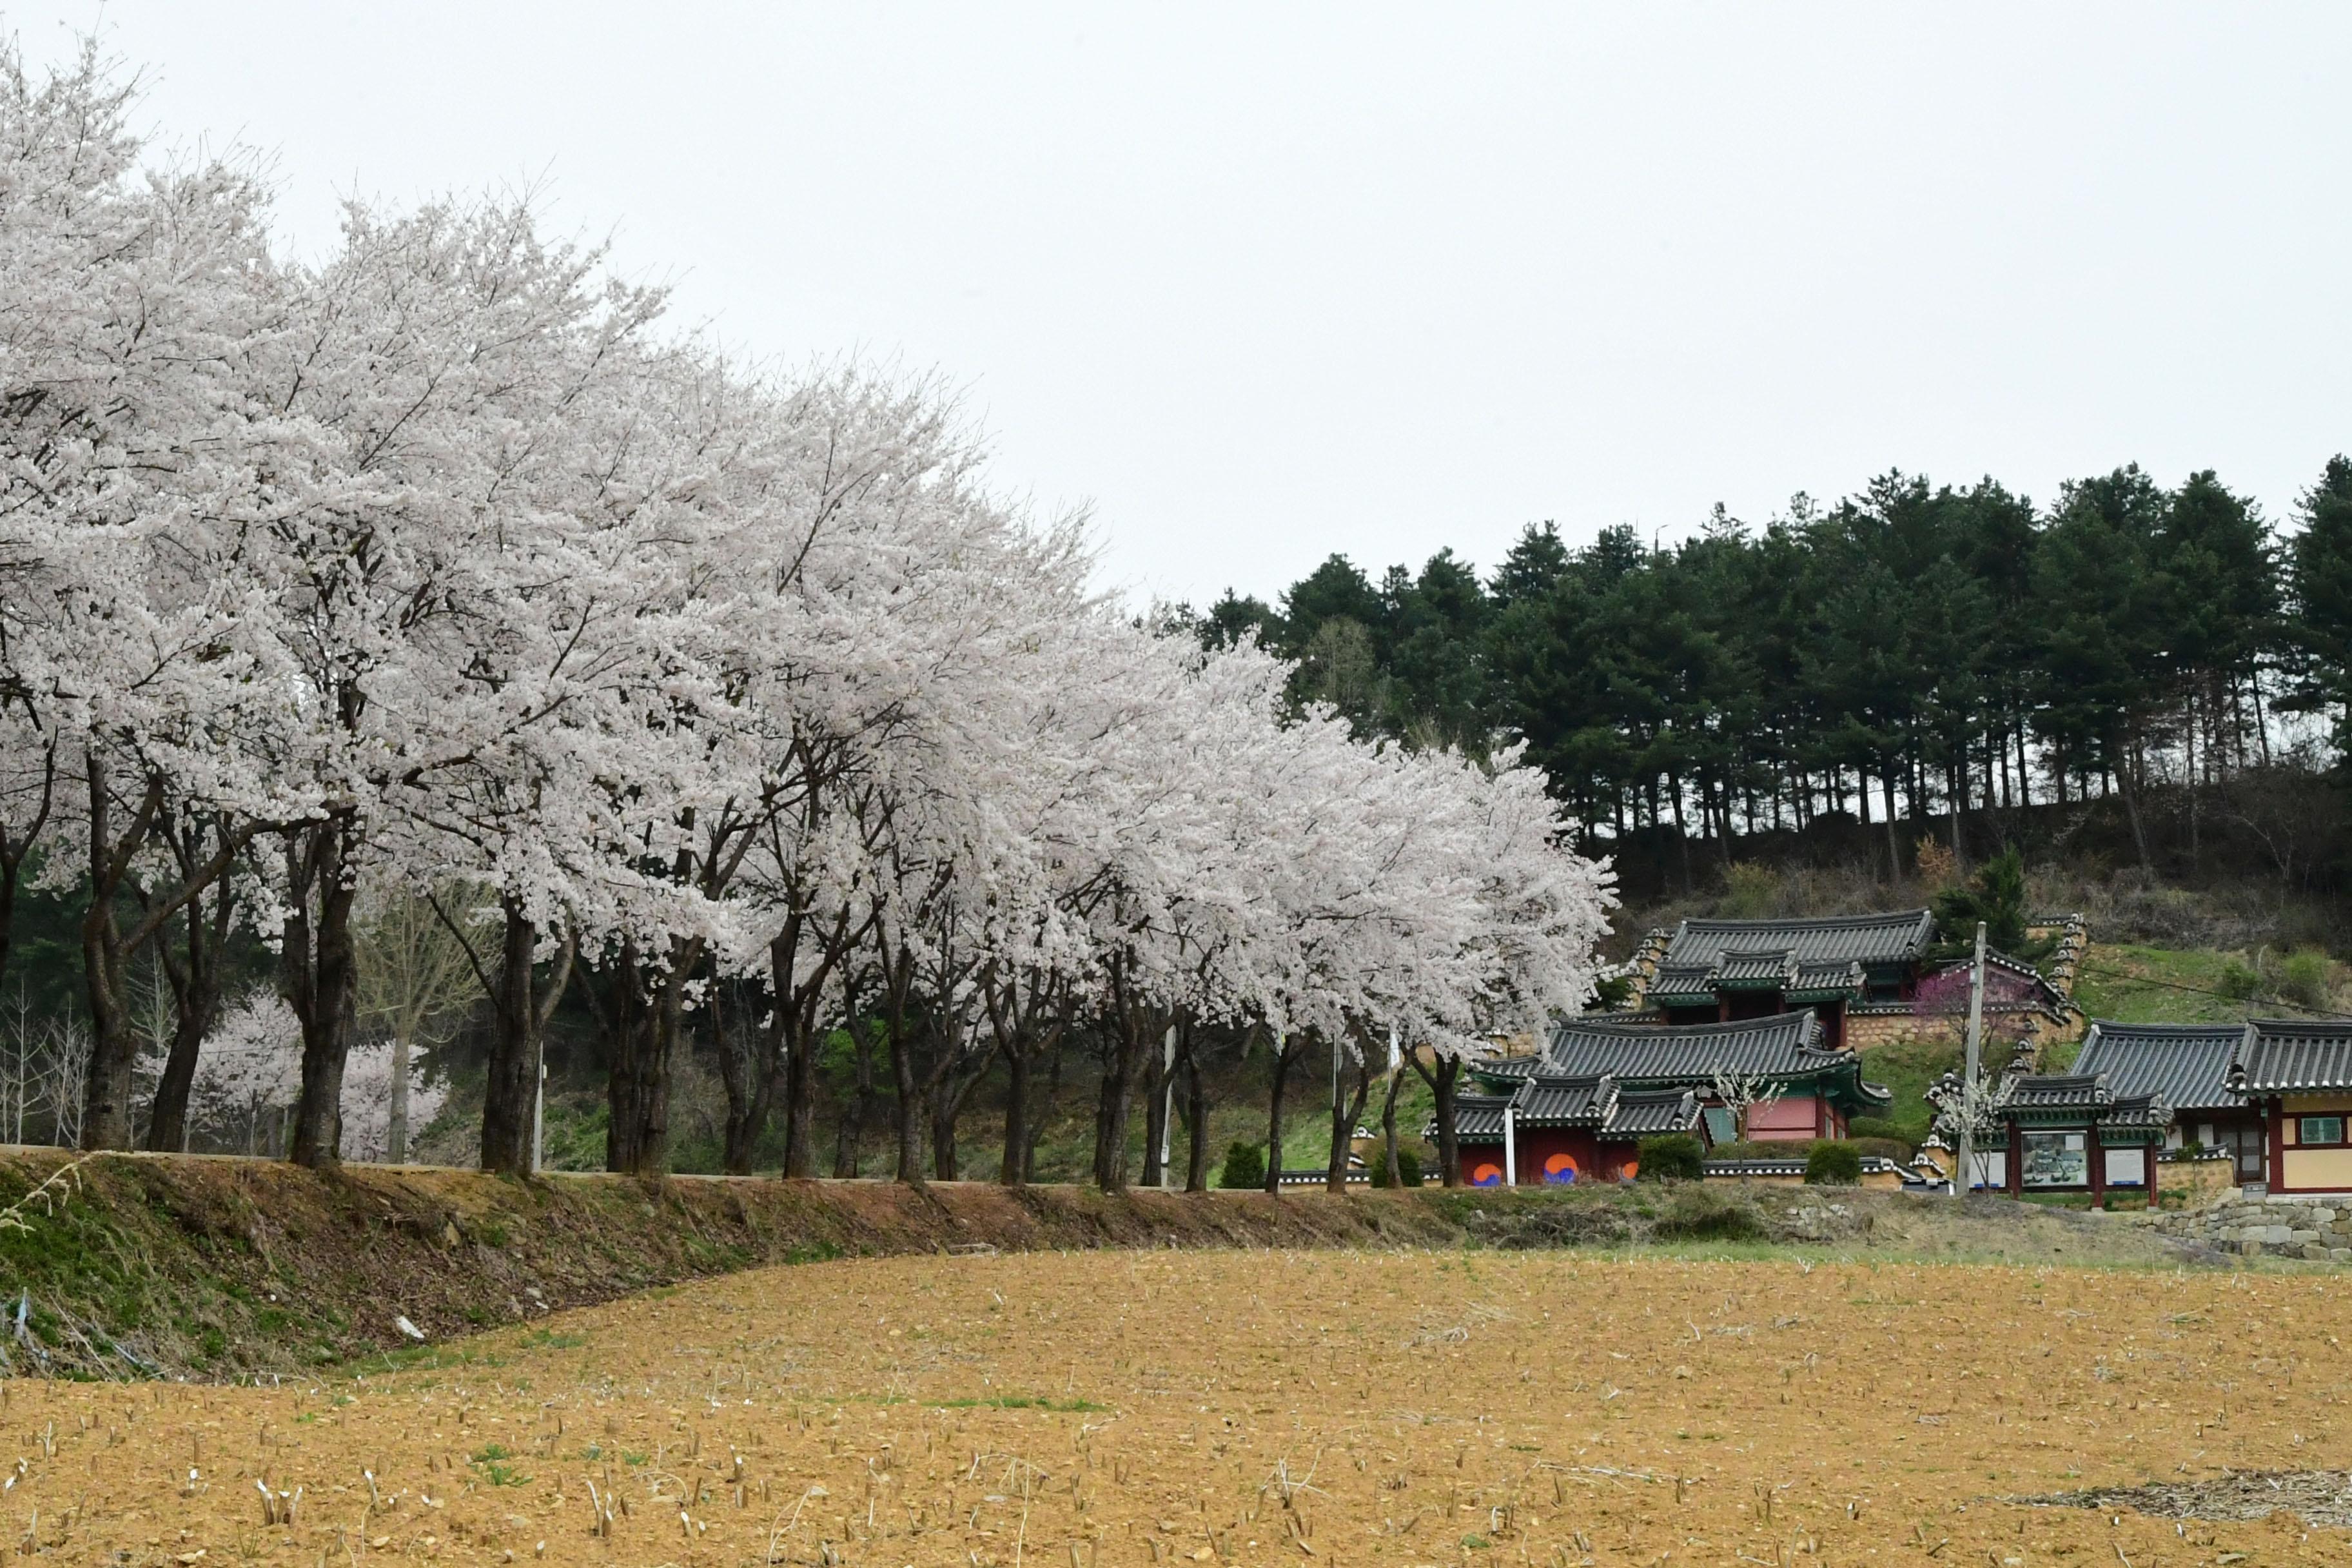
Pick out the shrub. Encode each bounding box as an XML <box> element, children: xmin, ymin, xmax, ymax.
<box><xmin>1932</xmin><ymin>846</ymin><xmax>2030</xmax><ymax>952</ymax></box>
<box><xmin>1847</xmin><ymin>1115</ymin><xmax>1914</xmax><ymax>1145</ymax></box>
<box><xmin>1589</xmin><ymin>971</ymin><xmax>1637</xmax><ymax>1010</ymax></box>
<box><xmin>2279</xmin><ymin>948</ymin><xmax>2337</xmax><ymax>1010</ymax></box>
<box><xmin>1702</xmin><ymin>1139</ymin><xmax>1787</xmax><ymax>1163</ymax></box>
<box><xmin>1804</xmin><ymin>1141</ymin><xmax>1864</xmax><ymax>1186</ymax></box>
<box><xmin>1718</xmin><ymin>861</ymin><xmax>1782</xmax><ymax>919</ymax></box>
<box><xmin>1217</xmin><ymin>1141</ymin><xmax>1266</xmax><ymax>1190</ymax></box>
<box><xmin>1651</xmin><ymin>1182</ymin><xmax>1766</xmax><ymax>1241</ymax></box>
<box><xmin>2217</xmin><ymin>960</ymin><xmax>2261</xmax><ymax>1001</ymax></box>
<box><xmin>1636</xmin><ymin>1134</ymin><xmax>1704</xmax><ymax>1182</ymax></box>
<box><xmin>1368</xmin><ymin>1148</ymin><xmax>1423</xmax><ymax>1188</ymax></box>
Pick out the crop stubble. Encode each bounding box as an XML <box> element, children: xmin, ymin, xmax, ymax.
<box><xmin>0</xmin><ymin>1250</ymin><xmax>2337</xmax><ymax>1565</ymax></box>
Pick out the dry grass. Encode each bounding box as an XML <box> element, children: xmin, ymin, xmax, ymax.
<box><xmin>0</xmin><ymin>1249</ymin><xmax>2337</xmax><ymax>1563</ymax></box>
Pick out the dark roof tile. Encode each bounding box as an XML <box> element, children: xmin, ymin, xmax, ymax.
<box><xmin>2232</xmin><ymin>1020</ymin><xmax>2352</xmax><ymax>1093</ymax></box>
<box><xmin>1600</xmin><ymin>1088</ymin><xmax>1703</xmax><ymax>1137</ymax></box>
<box><xmin>2072</xmin><ymin>1021</ymin><xmax>2246</xmax><ymax>1110</ymax></box>
<box><xmin>1660</xmin><ymin>910</ymin><xmax>1935</xmax><ymax>971</ymax></box>
<box><xmin>1543</xmin><ymin>1010</ymin><xmax>1828</xmax><ymax>1080</ymax></box>
<box><xmin>2004</xmin><ymin>1073</ymin><xmax>2110</xmax><ymax>1111</ymax></box>
<box><xmin>1514</xmin><ymin>1075</ymin><xmax>1614</xmax><ymax>1128</ymax></box>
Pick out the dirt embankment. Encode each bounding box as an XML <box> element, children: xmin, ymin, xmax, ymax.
<box><xmin>0</xmin><ymin>1151</ymin><xmax>2214</xmax><ymax>1380</ymax></box>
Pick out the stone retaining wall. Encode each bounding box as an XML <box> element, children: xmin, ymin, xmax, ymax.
<box><xmin>2161</xmin><ymin>1194</ymin><xmax>2352</xmax><ymax>1261</ymax></box>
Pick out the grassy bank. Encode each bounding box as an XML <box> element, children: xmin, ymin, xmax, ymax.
<box><xmin>0</xmin><ymin>1150</ymin><xmax>2231</xmax><ymax>1382</ymax></box>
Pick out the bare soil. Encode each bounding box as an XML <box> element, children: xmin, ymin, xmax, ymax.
<box><xmin>0</xmin><ymin>1249</ymin><xmax>2337</xmax><ymax>1565</ymax></box>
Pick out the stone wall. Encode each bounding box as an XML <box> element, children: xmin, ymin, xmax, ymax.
<box><xmin>2026</xmin><ymin>914</ymin><xmax>2089</xmax><ymax>999</ymax></box>
<box><xmin>2160</xmin><ymin>1154</ymin><xmax>2239</xmax><ymax>1208</ymax></box>
<box><xmin>2161</xmin><ymin>1193</ymin><xmax>2352</xmax><ymax>1261</ymax></box>
<box><xmin>1845</xmin><ymin>1002</ymin><xmax>2085</xmax><ymax>1055</ymax></box>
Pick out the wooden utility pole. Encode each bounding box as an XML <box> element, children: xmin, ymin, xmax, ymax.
<box><xmin>1955</xmin><ymin>921</ymin><xmax>1986</xmax><ymax>1198</ymax></box>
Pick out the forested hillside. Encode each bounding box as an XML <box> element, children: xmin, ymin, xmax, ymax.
<box><xmin>1185</xmin><ymin>461</ymin><xmax>2352</xmax><ymax>905</ymax></box>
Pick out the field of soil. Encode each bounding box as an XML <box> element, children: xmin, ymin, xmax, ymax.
<box><xmin>0</xmin><ymin>1249</ymin><xmax>2337</xmax><ymax>1566</ymax></box>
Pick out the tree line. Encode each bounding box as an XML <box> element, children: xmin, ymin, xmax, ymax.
<box><xmin>0</xmin><ymin>39</ymin><xmax>1612</xmax><ymax>1186</ymax></box>
<box><xmin>1187</xmin><ymin>460</ymin><xmax>2352</xmax><ymax>893</ymax></box>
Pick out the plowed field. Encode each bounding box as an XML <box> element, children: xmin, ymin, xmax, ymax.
<box><xmin>0</xmin><ymin>1250</ymin><xmax>2335</xmax><ymax>1565</ymax></box>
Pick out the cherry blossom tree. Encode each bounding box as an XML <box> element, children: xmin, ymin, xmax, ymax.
<box><xmin>1</xmin><ymin>34</ymin><xmax>1622</xmax><ymax>1184</ymax></box>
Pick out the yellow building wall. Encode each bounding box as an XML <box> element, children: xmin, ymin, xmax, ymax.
<box><xmin>2277</xmin><ymin>1098</ymin><xmax>2352</xmax><ymax>1191</ymax></box>
<box><xmin>2282</xmin><ymin>1149</ymin><xmax>2352</xmax><ymax>1191</ymax></box>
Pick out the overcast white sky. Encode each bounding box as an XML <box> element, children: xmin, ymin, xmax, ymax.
<box><xmin>13</xmin><ymin>4</ymin><xmax>2351</xmax><ymax>608</ymax></box>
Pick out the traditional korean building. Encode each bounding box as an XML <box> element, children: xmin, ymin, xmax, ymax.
<box><xmin>2072</xmin><ymin>1020</ymin><xmax>2262</xmax><ymax>1183</ymax></box>
<box><xmin>1440</xmin><ymin>1011</ymin><xmax>1892</xmax><ymax>1186</ymax></box>
<box><xmin>1632</xmin><ymin>911</ymin><xmax>1936</xmax><ymax>1048</ymax></box>
<box><xmin>1977</xmin><ymin>1018</ymin><xmax>2352</xmax><ymax>1200</ymax></box>
<box><xmin>1446</xmin><ymin>1076</ymin><xmax>1707</xmax><ymax>1188</ymax></box>
<box><xmin>1979</xmin><ymin>1073</ymin><xmax>2170</xmax><ymax>1206</ymax></box>
<box><xmin>2226</xmin><ymin>1020</ymin><xmax>2352</xmax><ymax>1197</ymax></box>
<box><xmin>1623</xmin><ymin>909</ymin><xmax>2082</xmax><ymax>1052</ymax></box>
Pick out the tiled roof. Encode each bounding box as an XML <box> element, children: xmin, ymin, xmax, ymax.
<box><xmin>2072</xmin><ymin>1021</ymin><xmax>2246</xmax><ymax>1110</ymax></box>
<box><xmin>1658</xmin><ymin>910</ymin><xmax>1936</xmax><ymax>971</ymax></box>
<box><xmin>1792</xmin><ymin>959</ymin><xmax>1867</xmax><ymax>994</ymax></box>
<box><xmin>2231</xmin><ymin>1019</ymin><xmax>2352</xmax><ymax>1093</ymax></box>
<box><xmin>1997</xmin><ymin>1072</ymin><xmax>2171</xmax><ymax>1133</ymax></box>
<box><xmin>1702</xmin><ymin>1155</ymin><xmax>1912</xmax><ymax>1177</ymax></box>
<box><xmin>1513</xmin><ymin>1075</ymin><xmax>1614</xmax><ymax>1128</ymax></box>
<box><xmin>1647</xmin><ymin>963</ymin><xmax>1717</xmax><ymax>1000</ymax></box>
<box><xmin>1914</xmin><ymin>950</ymin><xmax>2069</xmax><ymax>1015</ymax></box>
<box><xmin>1602</xmin><ymin>1087</ymin><xmax>1703</xmax><ymax>1136</ymax></box>
<box><xmin>2101</xmin><ymin>1093</ymin><xmax>2170</xmax><ymax>1132</ymax></box>
<box><xmin>1429</xmin><ymin>1075</ymin><xmax>1704</xmax><ymax>1141</ymax></box>
<box><xmin>1542</xmin><ymin>1010</ymin><xmax>1828</xmax><ymax>1081</ymax></box>
<box><xmin>1714</xmin><ymin>949</ymin><xmax>1798</xmax><ymax>988</ymax></box>
<box><xmin>1450</xmin><ymin>1093</ymin><xmax>1514</xmax><ymax>1139</ymax></box>
<box><xmin>2004</xmin><ymin>1073</ymin><xmax>2109</xmax><ymax>1111</ymax></box>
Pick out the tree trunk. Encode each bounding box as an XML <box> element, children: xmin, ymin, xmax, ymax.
<box><xmin>146</xmin><ymin>865</ymin><xmax>233</xmax><ymax>1153</ymax></box>
<box><xmin>1414</xmin><ymin>1054</ymin><xmax>1463</xmax><ymax>1186</ymax></box>
<box><xmin>1091</xmin><ymin>959</ymin><xmax>1153</xmax><ymax>1193</ymax></box>
<box><xmin>889</xmin><ymin>1026</ymin><xmax>923</xmax><ymax>1185</ymax></box>
<box><xmin>2115</xmin><ymin>732</ymin><xmax>2154</xmax><ymax>875</ymax></box>
<box><xmin>1380</xmin><ymin>1067</ymin><xmax>1404</xmax><ymax>1186</ymax></box>
<box><xmin>478</xmin><ymin>897</ymin><xmax>574</xmax><ymax>1177</ymax></box>
<box><xmin>147</xmin><ymin>994</ymin><xmax>211</xmax><ymax>1154</ymax></box>
<box><xmin>1140</xmin><ymin>1021</ymin><xmax>1173</xmax><ymax>1189</ymax></box>
<box><xmin>931</xmin><ymin>1081</ymin><xmax>968</xmax><ymax>1182</ymax></box>
<box><xmin>781</xmin><ymin>1013</ymin><xmax>819</xmax><ymax>1177</ymax></box>
<box><xmin>607</xmin><ymin>936</ymin><xmax>698</xmax><ymax>1177</ymax></box>
<box><xmin>770</xmin><ymin>916</ymin><xmax>854</xmax><ymax>1179</ymax></box>
<box><xmin>78</xmin><ymin>755</ymin><xmax>153</xmax><ymax>1152</ymax></box>
<box><xmin>387</xmin><ymin>1033</ymin><xmax>411</xmax><ymax>1165</ymax></box>
<box><xmin>481</xmin><ymin>898</ymin><xmax>540</xmax><ymax>1176</ymax></box>
<box><xmin>0</xmin><ymin>746</ymin><xmax>54</xmax><ymax>1006</ymax></box>
<box><xmin>1881</xmin><ymin>766</ymin><xmax>1901</xmax><ymax>881</ymax></box>
<box><xmin>1325</xmin><ymin>1051</ymin><xmax>1369</xmax><ymax>1193</ymax></box>
<box><xmin>279</xmin><ymin>819</ymin><xmax>362</xmax><ymax>1168</ymax></box>
<box><xmin>1263</xmin><ymin>1034</ymin><xmax>1295</xmax><ymax>1195</ymax></box>
<box><xmin>876</xmin><ymin>948</ymin><xmax>924</xmax><ymax>1186</ymax></box>
<box><xmin>1092</xmin><ymin>1026</ymin><xmax>1142</xmax><ymax>1191</ymax></box>
<box><xmin>999</xmin><ymin>1032</ymin><xmax>1030</xmax><ymax>1186</ymax></box>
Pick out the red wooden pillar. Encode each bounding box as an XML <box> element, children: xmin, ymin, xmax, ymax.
<box><xmin>2088</xmin><ymin>1122</ymin><xmax>2106</xmax><ymax>1210</ymax></box>
<box><xmin>2268</xmin><ymin>1097</ymin><xmax>2286</xmax><ymax>1194</ymax></box>
<box><xmin>2007</xmin><ymin>1119</ymin><xmax>2023</xmax><ymax>1197</ymax></box>
<box><xmin>2148</xmin><ymin>1141</ymin><xmax>2160</xmax><ymax>1211</ymax></box>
